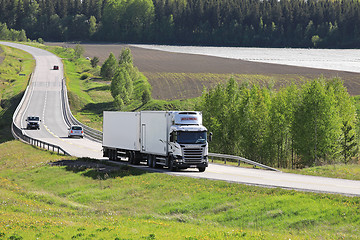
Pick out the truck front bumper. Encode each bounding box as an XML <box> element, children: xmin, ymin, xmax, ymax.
<box><xmin>174</xmin><ymin>161</ymin><xmax>208</xmax><ymax>169</ymax></box>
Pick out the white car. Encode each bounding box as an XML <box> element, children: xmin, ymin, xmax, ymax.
<box><xmin>68</xmin><ymin>125</ymin><xmax>84</xmax><ymax>138</ymax></box>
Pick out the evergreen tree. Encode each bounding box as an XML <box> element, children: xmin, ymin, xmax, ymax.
<box><xmin>142</xmin><ymin>88</ymin><xmax>151</xmax><ymax>104</ymax></box>
<box><xmin>111</xmin><ymin>68</ymin><xmax>133</xmax><ymax>104</ymax></box>
<box><xmin>100</xmin><ymin>52</ymin><xmax>117</xmax><ymax>80</ymax></box>
<box><xmin>90</xmin><ymin>56</ymin><xmax>99</xmax><ymax>68</ymax></box>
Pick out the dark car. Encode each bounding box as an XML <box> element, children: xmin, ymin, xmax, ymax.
<box><xmin>26</xmin><ymin>116</ymin><xmax>41</xmax><ymax>130</ymax></box>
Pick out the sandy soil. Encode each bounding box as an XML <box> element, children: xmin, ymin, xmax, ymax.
<box><xmin>46</xmin><ymin>42</ymin><xmax>360</xmax><ymax>99</ymax></box>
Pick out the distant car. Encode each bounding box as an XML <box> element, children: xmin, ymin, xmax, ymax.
<box><xmin>68</xmin><ymin>125</ymin><xmax>84</xmax><ymax>138</ymax></box>
<box><xmin>26</xmin><ymin>116</ymin><xmax>41</xmax><ymax>130</ymax></box>
<box><xmin>53</xmin><ymin>65</ymin><xmax>59</xmax><ymax>70</ymax></box>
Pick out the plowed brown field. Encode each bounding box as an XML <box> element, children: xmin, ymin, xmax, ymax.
<box><xmin>46</xmin><ymin>42</ymin><xmax>360</xmax><ymax>100</ymax></box>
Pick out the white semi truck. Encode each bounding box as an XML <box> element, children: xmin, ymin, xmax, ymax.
<box><xmin>102</xmin><ymin>111</ymin><xmax>211</xmax><ymax>172</ymax></box>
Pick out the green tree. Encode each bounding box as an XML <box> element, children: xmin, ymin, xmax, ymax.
<box><xmin>111</xmin><ymin>68</ymin><xmax>133</xmax><ymax>104</ymax></box>
<box><xmin>73</xmin><ymin>44</ymin><xmax>84</xmax><ymax>59</ymax></box>
<box><xmin>239</xmin><ymin>85</ymin><xmax>271</xmax><ymax>163</ymax></box>
<box><xmin>89</xmin><ymin>15</ymin><xmax>97</xmax><ymax>38</ymax></box>
<box><xmin>18</xmin><ymin>29</ymin><xmax>27</xmax><ymax>41</ymax></box>
<box><xmin>100</xmin><ymin>52</ymin><xmax>117</xmax><ymax>80</ymax></box>
<box><xmin>114</xmin><ymin>94</ymin><xmax>124</xmax><ymax>110</ymax></box>
<box><xmin>341</xmin><ymin>121</ymin><xmax>357</xmax><ymax>164</ymax></box>
<box><xmin>327</xmin><ymin>78</ymin><xmax>358</xmax><ymax>164</ymax></box>
<box><xmin>119</xmin><ymin>47</ymin><xmax>133</xmax><ymax>66</ymax></box>
<box><xmin>142</xmin><ymin>88</ymin><xmax>151</xmax><ymax>104</ymax></box>
<box><xmin>90</xmin><ymin>56</ymin><xmax>99</xmax><ymax>68</ymax></box>
<box><xmin>293</xmin><ymin>79</ymin><xmax>342</xmax><ymax>166</ymax></box>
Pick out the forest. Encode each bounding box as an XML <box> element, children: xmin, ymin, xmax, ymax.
<box><xmin>1</xmin><ymin>0</ymin><xmax>360</xmax><ymax>48</ymax></box>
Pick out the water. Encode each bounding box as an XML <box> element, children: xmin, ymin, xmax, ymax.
<box><xmin>133</xmin><ymin>44</ymin><xmax>360</xmax><ymax>73</ymax></box>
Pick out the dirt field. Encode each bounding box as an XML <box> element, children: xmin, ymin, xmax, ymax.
<box><xmin>46</xmin><ymin>42</ymin><xmax>360</xmax><ymax>99</ymax></box>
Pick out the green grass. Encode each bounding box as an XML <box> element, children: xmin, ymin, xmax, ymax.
<box><xmin>0</xmin><ymin>140</ymin><xmax>359</xmax><ymax>239</ymax></box>
<box><xmin>0</xmin><ymin>44</ymin><xmax>35</xmax><ymax>142</ymax></box>
<box><xmin>283</xmin><ymin>164</ymin><xmax>360</xmax><ymax>180</ymax></box>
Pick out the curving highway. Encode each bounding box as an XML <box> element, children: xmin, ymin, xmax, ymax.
<box><xmin>2</xmin><ymin>42</ymin><xmax>360</xmax><ymax>196</ymax></box>
<box><xmin>1</xmin><ymin>42</ymin><xmax>103</xmax><ymax>158</ymax></box>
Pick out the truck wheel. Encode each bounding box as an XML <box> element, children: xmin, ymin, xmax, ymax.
<box><xmin>198</xmin><ymin>167</ymin><xmax>206</xmax><ymax>172</ymax></box>
<box><xmin>168</xmin><ymin>156</ymin><xmax>177</xmax><ymax>172</ymax></box>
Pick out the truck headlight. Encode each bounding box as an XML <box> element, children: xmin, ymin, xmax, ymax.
<box><xmin>175</xmin><ymin>155</ymin><xmax>183</xmax><ymax>162</ymax></box>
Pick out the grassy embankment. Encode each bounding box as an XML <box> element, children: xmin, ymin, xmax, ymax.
<box><xmin>0</xmin><ymin>141</ymin><xmax>360</xmax><ymax>239</ymax></box>
<box><xmin>0</xmin><ymin>44</ymin><xmax>35</xmax><ymax>142</ymax></box>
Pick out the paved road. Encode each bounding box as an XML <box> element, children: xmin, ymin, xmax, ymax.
<box><xmin>1</xmin><ymin>42</ymin><xmax>103</xmax><ymax>158</ymax></box>
<box><xmin>2</xmin><ymin>42</ymin><xmax>360</xmax><ymax>196</ymax></box>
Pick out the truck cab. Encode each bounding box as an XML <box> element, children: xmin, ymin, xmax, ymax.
<box><xmin>168</xmin><ymin>112</ymin><xmax>209</xmax><ymax>172</ymax></box>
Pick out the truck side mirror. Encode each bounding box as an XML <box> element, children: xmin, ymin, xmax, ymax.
<box><xmin>209</xmin><ymin>132</ymin><xmax>213</xmax><ymax>142</ymax></box>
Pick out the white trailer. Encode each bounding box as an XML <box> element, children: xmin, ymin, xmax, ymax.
<box><xmin>102</xmin><ymin>111</ymin><xmax>210</xmax><ymax>172</ymax></box>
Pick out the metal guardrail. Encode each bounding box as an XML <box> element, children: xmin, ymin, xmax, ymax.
<box><xmin>12</xmin><ymin>122</ymin><xmax>69</xmax><ymax>155</ymax></box>
<box><xmin>61</xmin><ymin>80</ymin><xmax>103</xmax><ymax>142</ymax></box>
<box><xmin>209</xmin><ymin>153</ymin><xmax>280</xmax><ymax>171</ymax></box>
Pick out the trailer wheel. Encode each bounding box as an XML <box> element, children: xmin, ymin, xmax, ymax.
<box><xmin>114</xmin><ymin>150</ymin><xmax>118</xmax><ymax>161</ymax></box>
<box><xmin>133</xmin><ymin>152</ymin><xmax>141</xmax><ymax>165</ymax></box>
<box><xmin>111</xmin><ymin>150</ymin><xmax>116</xmax><ymax>160</ymax></box>
<box><xmin>109</xmin><ymin>150</ymin><xmax>113</xmax><ymax>160</ymax></box>
<box><xmin>198</xmin><ymin>167</ymin><xmax>206</xmax><ymax>172</ymax></box>
<box><xmin>151</xmin><ymin>155</ymin><xmax>157</xmax><ymax>168</ymax></box>
<box><xmin>147</xmin><ymin>155</ymin><xmax>153</xmax><ymax>167</ymax></box>
<box><xmin>128</xmin><ymin>151</ymin><xmax>134</xmax><ymax>164</ymax></box>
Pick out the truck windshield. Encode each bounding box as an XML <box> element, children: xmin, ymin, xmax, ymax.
<box><xmin>177</xmin><ymin>131</ymin><xmax>207</xmax><ymax>144</ymax></box>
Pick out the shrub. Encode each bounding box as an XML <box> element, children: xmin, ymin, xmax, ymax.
<box><xmin>80</xmin><ymin>72</ymin><xmax>91</xmax><ymax>80</ymax></box>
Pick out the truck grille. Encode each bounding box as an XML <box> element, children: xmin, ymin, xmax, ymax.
<box><xmin>183</xmin><ymin>148</ymin><xmax>203</xmax><ymax>163</ymax></box>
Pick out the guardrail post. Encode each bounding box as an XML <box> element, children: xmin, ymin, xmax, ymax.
<box><xmin>224</xmin><ymin>158</ymin><xmax>226</xmax><ymax>164</ymax></box>
<box><xmin>238</xmin><ymin>160</ymin><xmax>240</xmax><ymax>166</ymax></box>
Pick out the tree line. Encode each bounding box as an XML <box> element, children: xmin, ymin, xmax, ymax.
<box><xmin>197</xmin><ymin>78</ymin><xmax>358</xmax><ymax>168</ymax></box>
<box><xmin>1</xmin><ymin>0</ymin><xmax>360</xmax><ymax>48</ymax></box>
<box><xmin>0</xmin><ymin>23</ymin><xmax>27</xmax><ymax>41</ymax></box>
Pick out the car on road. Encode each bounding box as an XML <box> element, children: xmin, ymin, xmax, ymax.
<box><xmin>68</xmin><ymin>125</ymin><xmax>84</xmax><ymax>138</ymax></box>
<box><xmin>26</xmin><ymin>116</ymin><xmax>41</xmax><ymax>130</ymax></box>
<box><xmin>53</xmin><ymin>65</ymin><xmax>59</xmax><ymax>70</ymax></box>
